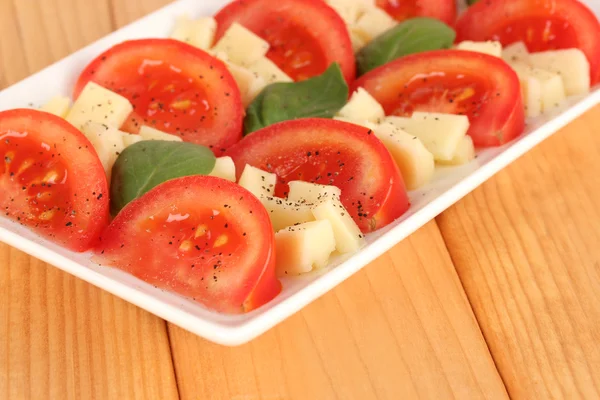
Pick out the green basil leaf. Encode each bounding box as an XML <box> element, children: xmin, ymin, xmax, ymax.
<box><xmin>110</xmin><ymin>141</ymin><xmax>216</xmax><ymax>215</ymax></box>
<box><xmin>244</xmin><ymin>63</ymin><xmax>348</xmax><ymax>134</ymax></box>
<box><xmin>356</xmin><ymin>17</ymin><xmax>456</xmax><ymax>76</ymax></box>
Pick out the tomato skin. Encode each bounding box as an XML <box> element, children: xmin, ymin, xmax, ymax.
<box><xmin>94</xmin><ymin>175</ymin><xmax>280</xmax><ymax>314</ymax></box>
<box><xmin>376</xmin><ymin>0</ymin><xmax>456</xmax><ymax>25</ymax></box>
<box><xmin>455</xmin><ymin>0</ymin><xmax>600</xmax><ymax>85</ymax></box>
<box><xmin>226</xmin><ymin>118</ymin><xmax>410</xmax><ymax>232</ymax></box>
<box><xmin>214</xmin><ymin>0</ymin><xmax>356</xmax><ymax>83</ymax></box>
<box><xmin>352</xmin><ymin>50</ymin><xmax>524</xmax><ymax>147</ymax></box>
<box><xmin>0</xmin><ymin>109</ymin><xmax>109</xmax><ymax>252</ymax></box>
<box><xmin>74</xmin><ymin>39</ymin><xmax>244</xmax><ymax>155</ymax></box>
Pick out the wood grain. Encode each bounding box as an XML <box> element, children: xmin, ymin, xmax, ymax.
<box><xmin>0</xmin><ymin>1</ymin><xmax>178</xmax><ymax>399</ymax></box>
<box><xmin>437</xmin><ymin>105</ymin><xmax>600</xmax><ymax>399</ymax></box>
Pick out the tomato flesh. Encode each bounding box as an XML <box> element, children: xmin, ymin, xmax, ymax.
<box><xmin>226</xmin><ymin>118</ymin><xmax>409</xmax><ymax>232</ymax></box>
<box><xmin>352</xmin><ymin>50</ymin><xmax>525</xmax><ymax>147</ymax></box>
<box><xmin>0</xmin><ymin>109</ymin><xmax>109</xmax><ymax>251</ymax></box>
<box><xmin>376</xmin><ymin>0</ymin><xmax>456</xmax><ymax>25</ymax></box>
<box><xmin>214</xmin><ymin>0</ymin><xmax>356</xmax><ymax>83</ymax></box>
<box><xmin>95</xmin><ymin>176</ymin><xmax>280</xmax><ymax>314</ymax></box>
<box><xmin>74</xmin><ymin>39</ymin><xmax>244</xmax><ymax>154</ymax></box>
<box><xmin>455</xmin><ymin>0</ymin><xmax>600</xmax><ymax>85</ymax></box>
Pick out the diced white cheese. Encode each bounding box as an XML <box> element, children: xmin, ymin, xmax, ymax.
<box><xmin>263</xmin><ymin>196</ymin><xmax>315</xmax><ymax>232</ymax></box>
<box><xmin>121</xmin><ymin>132</ymin><xmax>143</xmax><ymax>147</ymax></box>
<box><xmin>275</xmin><ymin>220</ymin><xmax>336</xmax><ymax>276</ymax></box>
<box><xmin>66</xmin><ymin>82</ymin><xmax>133</xmax><ymax>130</ymax></box>
<box><xmin>212</xmin><ymin>23</ymin><xmax>269</xmax><ymax>66</ymax></box>
<box><xmin>508</xmin><ymin>62</ymin><xmax>542</xmax><ymax>118</ymax></box>
<box><xmin>502</xmin><ymin>41</ymin><xmax>529</xmax><ymax>63</ymax></box>
<box><xmin>190</xmin><ymin>17</ymin><xmax>217</xmax><ymax>50</ymax></box>
<box><xmin>437</xmin><ymin>135</ymin><xmax>475</xmax><ymax>166</ymax></box>
<box><xmin>209</xmin><ymin>156</ymin><xmax>236</xmax><ymax>182</ymax></box>
<box><xmin>246</xmin><ymin>57</ymin><xmax>292</xmax><ymax>85</ymax></box>
<box><xmin>510</xmin><ymin>62</ymin><xmax>566</xmax><ymax>113</ymax></box>
<box><xmin>40</xmin><ymin>96</ymin><xmax>71</xmax><ymax>118</ymax></box>
<box><xmin>208</xmin><ymin>49</ymin><xmax>230</xmax><ymax>63</ymax></box>
<box><xmin>370</xmin><ymin>122</ymin><xmax>435</xmax><ymax>190</ymax></box>
<box><xmin>337</xmin><ymin>88</ymin><xmax>385</xmax><ymax>123</ymax></box>
<box><xmin>238</xmin><ymin>164</ymin><xmax>277</xmax><ymax>199</ymax></box>
<box><xmin>245</xmin><ymin>75</ymin><xmax>268</xmax><ymax>106</ymax></box>
<box><xmin>456</xmin><ymin>41</ymin><xmax>502</xmax><ymax>57</ymax></box>
<box><xmin>311</xmin><ymin>198</ymin><xmax>363</xmax><ymax>253</ymax></box>
<box><xmin>528</xmin><ymin>49</ymin><xmax>590</xmax><ymax>96</ymax></box>
<box><xmin>324</xmin><ymin>0</ymin><xmax>363</xmax><ymax>25</ymax></box>
<box><xmin>139</xmin><ymin>125</ymin><xmax>182</xmax><ymax>142</ymax></box>
<box><xmin>351</xmin><ymin>7</ymin><xmax>396</xmax><ymax>42</ymax></box>
<box><xmin>384</xmin><ymin>112</ymin><xmax>469</xmax><ymax>162</ymax></box>
<box><xmin>170</xmin><ymin>15</ymin><xmax>195</xmax><ymax>43</ymax></box>
<box><xmin>350</xmin><ymin>30</ymin><xmax>367</xmax><ymax>52</ymax></box>
<box><xmin>287</xmin><ymin>181</ymin><xmax>342</xmax><ymax>204</ymax></box>
<box><xmin>80</xmin><ymin>122</ymin><xmax>125</xmax><ymax>180</ymax></box>
<box><xmin>222</xmin><ymin>62</ymin><xmax>264</xmax><ymax>106</ymax></box>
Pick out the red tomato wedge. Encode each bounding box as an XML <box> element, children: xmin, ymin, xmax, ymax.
<box><xmin>214</xmin><ymin>0</ymin><xmax>355</xmax><ymax>83</ymax></box>
<box><xmin>226</xmin><ymin>118</ymin><xmax>409</xmax><ymax>232</ymax></box>
<box><xmin>455</xmin><ymin>0</ymin><xmax>600</xmax><ymax>85</ymax></box>
<box><xmin>352</xmin><ymin>50</ymin><xmax>525</xmax><ymax>147</ymax></box>
<box><xmin>74</xmin><ymin>39</ymin><xmax>244</xmax><ymax>154</ymax></box>
<box><xmin>0</xmin><ymin>109</ymin><xmax>109</xmax><ymax>251</ymax></box>
<box><xmin>94</xmin><ymin>175</ymin><xmax>280</xmax><ymax>314</ymax></box>
<box><xmin>376</xmin><ymin>0</ymin><xmax>456</xmax><ymax>25</ymax></box>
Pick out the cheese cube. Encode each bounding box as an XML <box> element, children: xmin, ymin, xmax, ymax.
<box><xmin>80</xmin><ymin>122</ymin><xmax>125</xmax><ymax>180</ymax></box>
<box><xmin>510</xmin><ymin>62</ymin><xmax>566</xmax><ymax>112</ymax></box>
<box><xmin>121</xmin><ymin>133</ymin><xmax>143</xmax><ymax>147</ymax></box>
<box><xmin>287</xmin><ymin>181</ymin><xmax>341</xmax><ymax>204</ymax></box>
<box><xmin>238</xmin><ymin>165</ymin><xmax>277</xmax><ymax>199</ymax></box>
<box><xmin>509</xmin><ymin>62</ymin><xmax>542</xmax><ymax>118</ymax></box>
<box><xmin>502</xmin><ymin>41</ymin><xmax>529</xmax><ymax>63</ymax></box>
<box><xmin>209</xmin><ymin>156</ymin><xmax>236</xmax><ymax>182</ymax></box>
<box><xmin>337</xmin><ymin>88</ymin><xmax>385</xmax><ymax>123</ymax></box>
<box><xmin>245</xmin><ymin>75</ymin><xmax>268</xmax><ymax>105</ymax></box>
<box><xmin>170</xmin><ymin>15</ymin><xmax>195</xmax><ymax>43</ymax></box>
<box><xmin>190</xmin><ymin>17</ymin><xmax>217</xmax><ymax>50</ymax></box>
<box><xmin>312</xmin><ymin>198</ymin><xmax>363</xmax><ymax>253</ymax></box>
<box><xmin>40</xmin><ymin>96</ymin><xmax>71</xmax><ymax>118</ymax></box>
<box><xmin>528</xmin><ymin>49</ymin><xmax>590</xmax><ymax>96</ymax></box>
<box><xmin>275</xmin><ymin>220</ymin><xmax>336</xmax><ymax>276</ymax></box>
<box><xmin>212</xmin><ymin>23</ymin><xmax>269</xmax><ymax>66</ymax></box>
<box><xmin>352</xmin><ymin>7</ymin><xmax>396</xmax><ymax>42</ymax></box>
<box><xmin>324</xmin><ymin>0</ymin><xmax>363</xmax><ymax>25</ymax></box>
<box><xmin>246</xmin><ymin>57</ymin><xmax>292</xmax><ymax>85</ymax></box>
<box><xmin>384</xmin><ymin>112</ymin><xmax>469</xmax><ymax>162</ymax></box>
<box><xmin>66</xmin><ymin>82</ymin><xmax>133</xmax><ymax>130</ymax></box>
<box><xmin>139</xmin><ymin>125</ymin><xmax>182</xmax><ymax>142</ymax></box>
<box><xmin>371</xmin><ymin>122</ymin><xmax>435</xmax><ymax>190</ymax></box>
<box><xmin>437</xmin><ymin>135</ymin><xmax>475</xmax><ymax>166</ymax></box>
<box><xmin>350</xmin><ymin>30</ymin><xmax>367</xmax><ymax>52</ymax></box>
<box><xmin>263</xmin><ymin>196</ymin><xmax>315</xmax><ymax>231</ymax></box>
<box><xmin>456</xmin><ymin>41</ymin><xmax>502</xmax><ymax>57</ymax></box>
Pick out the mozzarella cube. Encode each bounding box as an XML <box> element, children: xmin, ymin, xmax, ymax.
<box><xmin>170</xmin><ymin>15</ymin><xmax>195</xmax><ymax>43</ymax></box>
<box><xmin>528</xmin><ymin>49</ymin><xmax>590</xmax><ymax>96</ymax></box>
<box><xmin>208</xmin><ymin>49</ymin><xmax>230</xmax><ymax>63</ymax></box>
<box><xmin>263</xmin><ymin>196</ymin><xmax>315</xmax><ymax>232</ymax></box>
<box><xmin>287</xmin><ymin>181</ymin><xmax>341</xmax><ymax>204</ymax></box>
<box><xmin>238</xmin><ymin>165</ymin><xmax>277</xmax><ymax>199</ymax></box>
<box><xmin>502</xmin><ymin>41</ymin><xmax>529</xmax><ymax>63</ymax></box>
<box><xmin>66</xmin><ymin>82</ymin><xmax>133</xmax><ymax>130</ymax></box>
<box><xmin>246</xmin><ymin>57</ymin><xmax>292</xmax><ymax>85</ymax></box>
<box><xmin>275</xmin><ymin>220</ymin><xmax>336</xmax><ymax>276</ymax></box>
<box><xmin>352</xmin><ymin>7</ymin><xmax>396</xmax><ymax>42</ymax></box>
<box><xmin>437</xmin><ymin>135</ymin><xmax>475</xmax><ymax>166</ymax></box>
<box><xmin>40</xmin><ymin>96</ymin><xmax>71</xmax><ymax>118</ymax></box>
<box><xmin>80</xmin><ymin>122</ymin><xmax>125</xmax><ymax>180</ymax></box>
<box><xmin>509</xmin><ymin>62</ymin><xmax>542</xmax><ymax>118</ymax></box>
<box><xmin>190</xmin><ymin>17</ymin><xmax>217</xmax><ymax>50</ymax></box>
<box><xmin>121</xmin><ymin>133</ymin><xmax>143</xmax><ymax>147</ymax></box>
<box><xmin>312</xmin><ymin>198</ymin><xmax>363</xmax><ymax>253</ymax></box>
<box><xmin>511</xmin><ymin>62</ymin><xmax>566</xmax><ymax>112</ymax></box>
<box><xmin>350</xmin><ymin>30</ymin><xmax>368</xmax><ymax>52</ymax></box>
<box><xmin>456</xmin><ymin>41</ymin><xmax>502</xmax><ymax>57</ymax></box>
<box><xmin>245</xmin><ymin>75</ymin><xmax>268</xmax><ymax>105</ymax></box>
<box><xmin>139</xmin><ymin>125</ymin><xmax>182</xmax><ymax>142</ymax></box>
<box><xmin>212</xmin><ymin>23</ymin><xmax>269</xmax><ymax>66</ymax></box>
<box><xmin>370</xmin><ymin>122</ymin><xmax>435</xmax><ymax>190</ymax></box>
<box><xmin>209</xmin><ymin>156</ymin><xmax>236</xmax><ymax>182</ymax></box>
<box><xmin>337</xmin><ymin>88</ymin><xmax>385</xmax><ymax>123</ymax></box>
<box><xmin>384</xmin><ymin>112</ymin><xmax>469</xmax><ymax>162</ymax></box>
<box><xmin>324</xmin><ymin>0</ymin><xmax>363</xmax><ymax>24</ymax></box>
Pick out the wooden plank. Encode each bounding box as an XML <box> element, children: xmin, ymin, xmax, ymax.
<box><xmin>0</xmin><ymin>1</ymin><xmax>179</xmax><ymax>399</ymax></box>
<box><xmin>168</xmin><ymin>223</ymin><xmax>509</xmax><ymax>400</ymax></box>
<box><xmin>437</xmin><ymin>105</ymin><xmax>600</xmax><ymax>399</ymax></box>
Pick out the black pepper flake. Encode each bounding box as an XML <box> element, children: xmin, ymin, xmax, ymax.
<box><xmin>65</xmin><ymin>222</ymin><xmax>72</xmax><ymax>227</ymax></box>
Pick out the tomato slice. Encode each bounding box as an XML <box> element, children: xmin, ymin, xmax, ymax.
<box><xmin>376</xmin><ymin>0</ymin><xmax>456</xmax><ymax>25</ymax></box>
<box><xmin>94</xmin><ymin>175</ymin><xmax>280</xmax><ymax>314</ymax></box>
<box><xmin>214</xmin><ymin>0</ymin><xmax>355</xmax><ymax>83</ymax></box>
<box><xmin>0</xmin><ymin>109</ymin><xmax>109</xmax><ymax>251</ymax></box>
<box><xmin>226</xmin><ymin>118</ymin><xmax>409</xmax><ymax>232</ymax></box>
<box><xmin>74</xmin><ymin>39</ymin><xmax>244</xmax><ymax>154</ymax></box>
<box><xmin>352</xmin><ymin>50</ymin><xmax>525</xmax><ymax>147</ymax></box>
<box><xmin>455</xmin><ymin>0</ymin><xmax>600</xmax><ymax>85</ymax></box>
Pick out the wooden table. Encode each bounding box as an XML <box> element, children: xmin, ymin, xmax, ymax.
<box><xmin>1</xmin><ymin>1</ymin><xmax>599</xmax><ymax>399</ymax></box>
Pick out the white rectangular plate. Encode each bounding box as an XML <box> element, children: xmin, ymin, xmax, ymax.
<box><xmin>1</xmin><ymin>0</ymin><xmax>599</xmax><ymax>346</ymax></box>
